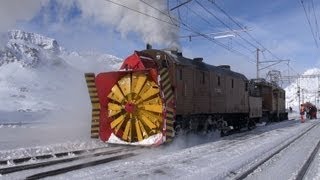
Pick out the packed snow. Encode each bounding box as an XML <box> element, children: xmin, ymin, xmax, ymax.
<box><xmin>1</xmin><ymin>30</ymin><xmax>320</xmax><ymax>180</ymax></box>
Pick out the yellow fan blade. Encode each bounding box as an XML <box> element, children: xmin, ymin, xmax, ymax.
<box><xmin>135</xmin><ymin>120</ymin><xmax>143</xmax><ymax>141</ymax></box>
<box><xmin>108</xmin><ymin>84</ymin><xmax>125</xmax><ymax>103</ymax></box>
<box><xmin>138</xmin><ymin>112</ymin><xmax>157</xmax><ymax>130</ymax></box>
<box><xmin>136</xmin><ymin>82</ymin><xmax>159</xmax><ymax>104</ymax></box>
<box><xmin>108</xmin><ymin>103</ymin><xmax>123</xmax><ymax>111</ymax></box>
<box><xmin>132</xmin><ymin>73</ymin><xmax>147</xmax><ymax>95</ymax></box>
<box><xmin>138</xmin><ymin>104</ymin><xmax>163</xmax><ymax>113</ymax></box>
<box><xmin>108</xmin><ymin>109</ymin><xmax>122</xmax><ymax>118</ymax></box>
<box><xmin>122</xmin><ymin>120</ymin><xmax>132</xmax><ymax>142</ymax></box>
<box><xmin>118</xmin><ymin>74</ymin><xmax>132</xmax><ymax>101</ymax></box>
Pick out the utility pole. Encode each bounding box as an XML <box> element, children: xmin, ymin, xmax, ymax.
<box><xmin>256</xmin><ymin>48</ymin><xmax>260</xmax><ymax>79</ymax></box>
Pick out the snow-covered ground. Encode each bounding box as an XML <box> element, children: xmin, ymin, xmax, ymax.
<box><xmin>0</xmin><ymin>30</ymin><xmax>122</xmax><ymax>152</ymax></box>
<box><xmin>2</xmin><ymin>30</ymin><xmax>320</xmax><ymax>179</ymax></box>
<box><xmin>285</xmin><ymin>68</ymin><xmax>320</xmax><ymax>111</ymax></box>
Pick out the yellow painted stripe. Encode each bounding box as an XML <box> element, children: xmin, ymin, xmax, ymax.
<box><xmin>92</xmin><ymin>120</ymin><xmax>99</xmax><ymax>124</ymax></box>
<box><xmin>161</xmin><ymin>72</ymin><xmax>169</xmax><ymax>81</ymax></box>
<box><xmin>166</xmin><ymin>120</ymin><xmax>174</xmax><ymax>125</ymax></box>
<box><xmin>89</xmin><ymin>92</ymin><xmax>98</xmax><ymax>97</ymax></box>
<box><xmin>166</xmin><ymin>107</ymin><xmax>174</xmax><ymax>113</ymax></box>
<box><xmin>92</xmin><ymin>111</ymin><xmax>100</xmax><ymax>115</ymax></box>
<box><xmin>88</xmin><ymin>89</ymin><xmax>97</xmax><ymax>93</ymax></box>
<box><xmin>86</xmin><ymin>82</ymin><xmax>96</xmax><ymax>86</ymax></box>
<box><xmin>91</xmin><ymin>127</ymin><xmax>99</xmax><ymax>131</ymax></box>
<box><xmin>166</xmin><ymin>112</ymin><xmax>174</xmax><ymax>118</ymax></box>
<box><xmin>90</xmin><ymin>97</ymin><xmax>99</xmax><ymax>102</ymax></box>
<box><xmin>167</xmin><ymin>126</ymin><xmax>174</xmax><ymax>131</ymax></box>
<box><xmin>166</xmin><ymin>132</ymin><xmax>174</xmax><ymax>137</ymax></box>
<box><xmin>166</xmin><ymin>94</ymin><xmax>174</xmax><ymax>102</ymax></box>
<box><xmin>160</xmin><ymin>69</ymin><xmax>167</xmax><ymax>75</ymax></box>
<box><xmin>92</xmin><ymin>103</ymin><xmax>100</xmax><ymax>109</ymax></box>
<box><xmin>85</xmin><ymin>79</ymin><xmax>95</xmax><ymax>82</ymax></box>
<box><xmin>166</xmin><ymin>138</ymin><xmax>173</xmax><ymax>142</ymax></box>
<box><xmin>85</xmin><ymin>76</ymin><xmax>95</xmax><ymax>81</ymax></box>
<box><xmin>163</xmin><ymin>85</ymin><xmax>171</xmax><ymax>94</ymax></box>
<box><xmin>91</xmin><ymin>114</ymin><xmax>100</xmax><ymax>120</ymax></box>
<box><xmin>162</xmin><ymin>77</ymin><xmax>170</xmax><ymax>86</ymax></box>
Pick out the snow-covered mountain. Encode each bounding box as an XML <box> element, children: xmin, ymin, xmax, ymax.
<box><xmin>0</xmin><ymin>30</ymin><xmax>123</xmax><ymax>124</ymax></box>
<box><xmin>285</xmin><ymin>68</ymin><xmax>320</xmax><ymax>110</ymax></box>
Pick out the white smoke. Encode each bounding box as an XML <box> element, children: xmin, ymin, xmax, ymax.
<box><xmin>0</xmin><ymin>0</ymin><xmax>180</xmax><ymax>48</ymax></box>
<box><xmin>57</xmin><ymin>0</ymin><xmax>180</xmax><ymax>48</ymax></box>
<box><xmin>0</xmin><ymin>0</ymin><xmax>49</xmax><ymax>32</ymax></box>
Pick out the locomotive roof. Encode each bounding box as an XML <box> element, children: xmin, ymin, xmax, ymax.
<box><xmin>170</xmin><ymin>51</ymin><xmax>248</xmax><ymax>81</ymax></box>
<box><xmin>140</xmin><ymin>49</ymin><xmax>248</xmax><ymax>81</ymax></box>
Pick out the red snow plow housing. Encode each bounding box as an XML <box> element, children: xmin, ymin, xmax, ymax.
<box><xmin>84</xmin><ymin>51</ymin><xmax>175</xmax><ymax>146</ymax></box>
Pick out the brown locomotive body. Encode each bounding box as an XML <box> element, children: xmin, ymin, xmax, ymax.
<box><xmin>141</xmin><ymin>49</ymin><xmax>287</xmax><ymax>134</ymax></box>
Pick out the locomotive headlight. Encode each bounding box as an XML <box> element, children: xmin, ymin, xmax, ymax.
<box><xmin>156</xmin><ymin>54</ymin><xmax>161</xmax><ymax>60</ymax></box>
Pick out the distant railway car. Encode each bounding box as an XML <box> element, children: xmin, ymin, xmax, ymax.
<box><xmin>250</xmin><ymin>79</ymin><xmax>288</xmax><ymax>121</ymax></box>
<box><xmin>84</xmin><ymin>46</ymin><xmax>287</xmax><ymax>146</ymax></box>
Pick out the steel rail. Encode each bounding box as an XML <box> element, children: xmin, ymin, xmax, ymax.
<box><xmin>234</xmin><ymin>122</ymin><xmax>320</xmax><ymax>180</ymax></box>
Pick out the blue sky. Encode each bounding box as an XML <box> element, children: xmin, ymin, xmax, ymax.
<box><xmin>2</xmin><ymin>0</ymin><xmax>320</xmax><ymax>80</ymax></box>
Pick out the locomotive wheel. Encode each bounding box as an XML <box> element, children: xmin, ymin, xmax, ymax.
<box><xmin>107</xmin><ymin>72</ymin><xmax>163</xmax><ymax>143</ymax></box>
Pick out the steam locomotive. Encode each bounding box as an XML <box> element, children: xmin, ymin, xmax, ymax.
<box><xmin>84</xmin><ymin>46</ymin><xmax>288</xmax><ymax>146</ymax></box>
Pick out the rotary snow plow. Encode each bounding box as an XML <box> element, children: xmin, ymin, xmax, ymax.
<box><xmin>84</xmin><ymin>50</ymin><xmax>175</xmax><ymax>146</ymax></box>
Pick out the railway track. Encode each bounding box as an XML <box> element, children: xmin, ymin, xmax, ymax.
<box><xmin>295</xmin><ymin>132</ymin><xmax>320</xmax><ymax>180</ymax></box>
<box><xmin>25</xmin><ymin>152</ymin><xmax>135</xmax><ymax>180</ymax></box>
<box><xmin>0</xmin><ymin>145</ymin><xmax>143</xmax><ymax>179</ymax></box>
<box><xmin>0</xmin><ymin>146</ymin><xmax>110</xmax><ymax>166</ymax></box>
<box><xmin>233</xmin><ymin>121</ymin><xmax>320</xmax><ymax>180</ymax></box>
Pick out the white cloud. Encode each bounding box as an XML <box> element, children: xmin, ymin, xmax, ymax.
<box><xmin>51</xmin><ymin>0</ymin><xmax>180</xmax><ymax>49</ymax></box>
<box><xmin>0</xmin><ymin>0</ymin><xmax>48</xmax><ymax>32</ymax></box>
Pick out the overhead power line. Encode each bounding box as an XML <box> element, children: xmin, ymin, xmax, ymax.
<box><xmin>195</xmin><ymin>0</ymin><xmax>259</xmax><ymax>50</ymax></box>
<box><xmin>209</xmin><ymin>0</ymin><xmax>285</xmax><ymax>61</ymax></box>
<box><xmin>177</xmin><ymin>1</ymin><xmax>254</xmax><ymax>53</ymax></box>
<box><xmin>104</xmin><ymin>0</ymin><xmax>179</xmax><ymax>28</ymax></box>
<box><xmin>300</xmin><ymin>0</ymin><xmax>319</xmax><ymax>48</ymax></box>
<box><xmin>105</xmin><ymin>0</ymin><xmax>254</xmax><ymax>62</ymax></box>
<box><xmin>311</xmin><ymin>0</ymin><xmax>320</xmax><ymax>40</ymax></box>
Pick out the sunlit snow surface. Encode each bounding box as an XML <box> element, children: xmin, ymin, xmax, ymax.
<box><xmin>41</xmin><ymin>115</ymin><xmax>320</xmax><ymax>180</ymax></box>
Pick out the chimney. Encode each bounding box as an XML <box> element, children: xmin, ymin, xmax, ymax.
<box><xmin>146</xmin><ymin>43</ymin><xmax>152</xmax><ymax>49</ymax></box>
